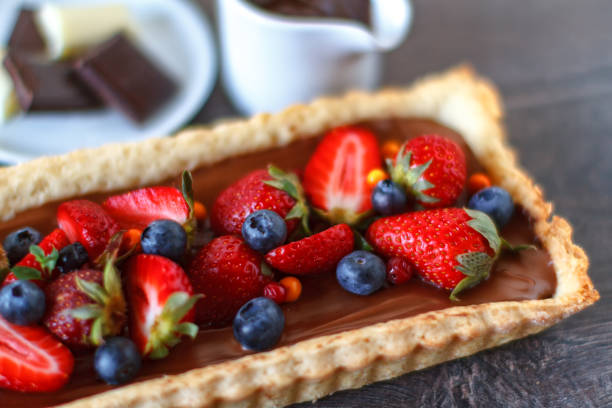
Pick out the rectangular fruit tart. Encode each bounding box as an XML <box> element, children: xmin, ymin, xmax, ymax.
<box><xmin>0</xmin><ymin>66</ymin><xmax>598</xmax><ymax>407</ymax></box>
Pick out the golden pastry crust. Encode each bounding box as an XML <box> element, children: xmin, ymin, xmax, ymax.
<box><xmin>0</xmin><ymin>66</ymin><xmax>597</xmax><ymax>407</ymax></box>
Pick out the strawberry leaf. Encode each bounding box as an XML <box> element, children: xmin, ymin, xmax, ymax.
<box><xmin>11</xmin><ymin>266</ymin><xmax>42</xmax><ymax>281</ymax></box>
<box><xmin>29</xmin><ymin>245</ymin><xmax>59</xmax><ymax>275</ymax></box>
<box><xmin>94</xmin><ymin>231</ymin><xmax>124</xmax><ymax>268</ymax></box>
<box><xmin>264</xmin><ymin>165</ymin><xmax>312</xmax><ymax>235</ymax></box>
<box><xmin>144</xmin><ymin>292</ymin><xmax>202</xmax><ymax>359</ymax></box>
<box><xmin>76</xmin><ymin>277</ymin><xmax>108</xmax><ymax>305</ymax></box>
<box><xmin>69</xmin><ymin>304</ymin><xmax>103</xmax><ymax>320</ymax></box>
<box><xmin>464</xmin><ymin>208</ymin><xmax>501</xmax><ymax>253</ymax></box>
<box><xmin>90</xmin><ymin>318</ymin><xmax>104</xmax><ymax>346</ymax></box>
<box><xmin>451</xmin><ymin>251</ymin><xmax>495</xmax><ymax>301</ymax></box>
<box><xmin>388</xmin><ymin>147</ymin><xmax>439</xmax><ymax>204</ymax></box>
<box><xmin>352</xmin><ymin>228</ymin><xmax>373</xmax><ymax>252</ymax></box>
<box><xmin>177</xmin><ymin>322</ymin><xmax>199</xmax><ymax>338</ymax></box>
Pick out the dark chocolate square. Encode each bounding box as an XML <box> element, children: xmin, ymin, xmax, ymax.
<box><xmin>74</xmin><ymin>34</ymin><xmax>177</xmax><ymax>123</ymax></box>
<box><xmin>8</xmin><ymin>9</ymin><xmax>46</xmax><ymax>55</ymax></box>
<box><xmin>3</xmin><ymin>53</ymin><xmax>102</xmax><ymax>111</ymax></box>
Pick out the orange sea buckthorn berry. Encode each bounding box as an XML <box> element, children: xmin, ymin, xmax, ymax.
<box><xmin>366</xmin><ymin>168</ymin><xmax>388</xmax><ymax>188</ymax></box>
<box><xmin>122</xmin><ymin>229</ymin><xmax>142</xmax><ymax>253</ymax></box>
<box><xmin>279</xmin><ymin>276</ymin><xmax>302</xmax><ymax>302</ymax></box>
<box><xmin>194</xmin><ymin>201</ymin><xmax>207</xmax><ymax>220</ymax></box>
<box><xmin>468</xmin><ymin>173</ymin><xmax>492</xmax><ymax>194</ymax></box>
<box><xmin>381</xmin><ymin>140</ymin><xmax>401</xmax><ymax>160</ymax></box>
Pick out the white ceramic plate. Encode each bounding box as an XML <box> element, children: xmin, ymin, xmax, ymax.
<box><xmin>0</xmin><ymin>0</ymin><xmax>217</xmax><ymax>164</ymax></box>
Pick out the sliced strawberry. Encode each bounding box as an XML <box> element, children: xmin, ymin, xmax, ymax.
<box><xmin>265</xmin><ymin>224</ymin><xmax>354</xmax><ymax>275</ymax></box>
<box><xmin>0</xmin><ymin>316</ymin><xmax>74</xmax><ymax>392</ymax></box>
<box><xmin>189</xmin><ymin>235</ymin><xmax>273</xmax><ymax>327</ymax></box>
<box><xmin>303</xmin><ymin>126</ymin><xmax>382</xmax><ymax>225</ymax></box>
<box><xmin>57</xmin><ymin>200</ymin><xmax>120</xmax><ymax>261</ymax></box>
<box><xmin>103</xmin><ymin>187</ymin><xmax>189</xmax><ymax>230</ymax></box>
<box><xmin>126</xmin><ymin>254</ymin><xmax>200</xmax><ymax>359</ymax></box>
<box><xmin>2</xmin><ymin>228</ymin><xmax>70</xmax><ymax>287</ymax></box>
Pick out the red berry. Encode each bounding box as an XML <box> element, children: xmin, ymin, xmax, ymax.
<box><xmin>303</xmin><ymin>126</ymin><xmax>382</xmax><ymax>224</ymax></box>
<box><xmin>0</xmin><ymin>316</ymin><xmax>74</xmax><ymax>392</ymax></box>
<box><xmin>126</xmin><ymin>254</ymin><xmax>199</xmax><ymax>358</ymax></box>
<box><xmin>386</xmin><ymin>257</ymin><xmax>414</xmax><ymax>285</ymax></box>
<box><xmin>57</xmin><ymin>200</ymin><xmax>120</xmax><ymax>260</ymax></box>
<box><xmin>189</xmin><ymin>235</ymin><xmax>273</xmax><ymax>327</ymax></box>
<box><xmin>389</xmin><ymin>134</ymin><xmax>466</xmax><ymax>208</ymax></box>
<box><xmin>367</xmin><ymin>208</ymin><xmax>512</xmax><ymax>299</ymax></box>
<box><xmin>211</xmin><ymin>167</ymin><xmax>306</xmax><ymax>236</ymax></box>
<box><xmin>265</xmin><ymin>224</ymin><xmax>354</xmax><ymax>275</ymax></box>
<box><xmin>263</xmin><ymin>282</ymin><xmax>286</xmax><ymax>304</ymax></box>
<box><xmin>103</xmin><ymin>186</ymin><xmax>190</xmax><ymax>230</ymax></box>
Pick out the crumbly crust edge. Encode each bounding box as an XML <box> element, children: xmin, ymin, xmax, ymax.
<box><xmin>0</xmin><ymin>65</ymin><xmax>596</xmax><ymax>408</ymax></box>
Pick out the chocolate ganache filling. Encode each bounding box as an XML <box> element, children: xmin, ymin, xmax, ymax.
<box><xmin>0</xmin><ymin>119</ymin><xmax>556</xmax><ymax>407</ymax></box>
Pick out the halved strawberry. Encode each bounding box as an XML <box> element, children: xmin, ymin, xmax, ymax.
<box><xmin>303</xmin><ymin>126</ymin><xmax>382</xmax><ymax>225</ymax></box>
<box><xmin>126</xmin><ymin>254</ymin><xmax>200</xmax><ymax>359</ymax></box>
<box><xmin>265</xmin><ymin>224</ymin><xmax>354</xmax><ymax>275</ymax></box>
<box><xmin>0</xmin><ymin>316</ymin><xmax>74</xmax><ymax>392</ymax></box>
<box><xmin>2</xmin><ymin>228</ymin><xmax>70</xmax><ymax>287</ymax></box>
<box><xmin>57</xmin><ymin>200</ymin><xmax>120</xmax><ymax>261</ymax></box>
<box><xmin>103</xmin><ymin>172</ymin><xmax>196</xmax><ymax>236</ymax></box>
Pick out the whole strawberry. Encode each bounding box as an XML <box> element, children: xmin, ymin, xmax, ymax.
<box><xmin>387</xmin><ymin>134</ymin><xmax>466</xmax><ymax>208</ymax></box>
<box><xmin>265</xmin><ymin>224</ymin><xmax>354</xmax><ymax>275</ymax></box>
<box><xmin>43</xmin><ymin>258</ymin><xmax>126</xmax><ymax>348</ymax></box>
<box><xmin>189</xmin><ymin>235</ymin><xmax>273</xmax><ymax>327</ymax></box>
<box><xmin>366</xmin><ymin>208</ymin><xmax>527</xmax><ymax>299</ymax></box>
<box><xmin>211</xmin><ymin>166</ymin><xmax>309</xmax><ymax>236</ymax></box>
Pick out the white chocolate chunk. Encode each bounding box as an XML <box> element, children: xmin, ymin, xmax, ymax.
<box><xmin>0</xmin><ymin>49</ymin><xmax>19</xmax><ymax>124</ymax></box>
<box><xmin>36</xmin><ymin>3</ymin><xmax>134</xmax><ymax>59</ymax></box>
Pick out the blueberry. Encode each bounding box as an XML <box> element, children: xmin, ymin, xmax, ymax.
<box><xmin>94</xmin><ymin>337</ymin><xmax>142</xmax><ymax>385</ymax></box>
<box><xmin>336</xmin><ymin>250</ymin><xmax>386</xmax><ymax>295</ymax></box>
<box><xmin>3</xmin><ymin>227</ymin><xmax>42</xmax><ymax>265</ymax></box>
<box><xmin>141</xmin><ymin>220</ymin><xmax>187</xmax><ymax>262</ymax></box>
<box><xmin>468</xmin><ymin>186</ymin><xmax>514</xmax><ymax>228</ymax></box>
<box><xmin>371</xmin><ymin>180</ymin><xmax>408</xmax><ymax>216</ymax></box>
<box><xmin>233</xmin><ymin>297</ymin><xmax>284</xmax><ymax>351</ymax></box>
<box><xmin>241</xmin><ymin>210</ymin><xmax>287</xmax><ymax>253</ymax></box>
<box><xmin>56</xmin><ymin>242</ymin><xmax>89</xmax><ymax>274</ymax></box>
<box><xmin>0</xmin><ymin>280</ymin><xmax>46</xmax><ymax>325</ymax></box>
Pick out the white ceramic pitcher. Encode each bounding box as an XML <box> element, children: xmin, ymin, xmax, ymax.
<box><xmin>216</xmin><ymin>0</ymin><xmax>413</xmax><ymax>115</ymax></box>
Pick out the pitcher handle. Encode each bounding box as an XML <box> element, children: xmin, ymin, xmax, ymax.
<box><xmin>370</xmin><ymin>0</ymin><xmax>413</xmax><ymax>51</ymax></box>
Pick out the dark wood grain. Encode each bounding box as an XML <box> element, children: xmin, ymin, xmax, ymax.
<box><xmin>194</xmin><ymin>1</ymin><xmax>612</xmax><ymax>406</ymax></box>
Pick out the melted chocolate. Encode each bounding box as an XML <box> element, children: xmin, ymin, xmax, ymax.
<box><xmin>248</xmin><ymin>0</ymin><xmax>370</xmax><ymax>26</ymax></box>
<box><xmin>0</xmin><ymin>119</ymin><xmax>556</xmax><ymax>407</ymax></box>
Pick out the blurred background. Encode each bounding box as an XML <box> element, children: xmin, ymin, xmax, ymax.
<box><xmin>1</xmin><ymin>0</ymin><xmax>610</xmax><ymax>406</ymax></box>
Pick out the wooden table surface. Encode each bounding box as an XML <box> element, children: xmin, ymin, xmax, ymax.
<box><xmin>195</xmin><ymin>1</ymin><xmax>612</xmax><ymax>406</ymax></box>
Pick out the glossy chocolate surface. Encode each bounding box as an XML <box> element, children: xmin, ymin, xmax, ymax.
<box><xmin>249</xmin><ymin>0</ymin><xmax>370</xmax><ymax>26</ymax></box>
<box><xmin>74</xmin><ymin>34</ymin><xmax>177</xmax><ymax>123</ymax></box>
<box><xmin>7</xmin><ymin>9</ymin><xmax>46</xmax><ymax>55</ymax></box>
<box><xmin>0</xmin><ymin>119</ymin><xmax>556</xmax><ymax>407</ymax></box>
